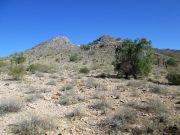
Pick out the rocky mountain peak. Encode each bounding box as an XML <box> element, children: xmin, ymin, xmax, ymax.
<box><xmin>89</xmin><ymin>35</ymin><xmax>121</xmax><ymax>48</ymax></box>
<box><xmin>50</xmin><ymin>36</ymin><xmax>70</xmax><ymax>45</ymax></box>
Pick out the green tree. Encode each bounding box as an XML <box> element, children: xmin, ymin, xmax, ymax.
<box><xmin>114</xmin><ymin>38</ymin><xmax>153</xmax><ymax>79</ymax></box>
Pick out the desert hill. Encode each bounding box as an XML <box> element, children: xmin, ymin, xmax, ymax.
<box><xmin>0</xmin><ymin>35</ymin><xmax>180</xmax><ymax>135</ymax></box>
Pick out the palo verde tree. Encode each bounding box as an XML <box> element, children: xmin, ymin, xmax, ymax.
<box><xmin>114</xmin><ymin>38</ymin><xmax>153</xmax><ymax>79</ymax></box>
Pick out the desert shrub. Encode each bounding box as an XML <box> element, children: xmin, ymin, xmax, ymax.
<box><xmin>166</xmin><ymin>58</ymin><xmax>177</xmax><ymax>66</ymax></box>
<box><xmin>69</xmin><ymin>53</ymin><xmax>78</xmax><ymax>62</ymax></box>
<box><xmin>79</xmin><ymin>67</ymin><xmax>90</xmax><ymax>74</ymax></box>
<box><xmin>46</xmin><ymin>80</ymin><xmax>56</xmax><ymax>86</ymax></box>
<box><xmin>80</xmin><ymin>45</ymin><xmax>90</xmax><ymax>50</ymax></box>
<box><xmin>167</xmin><ymin>72</ymin><xmax>180</xmax><ymax>85</ymax></box>
<box><xmin>113</xmin><ymin>38</ymin><xmax>153</xmax><ymax>79</ymax></box>
<box><xmin>9</xmin><ymin>65</ymin><xmax>25</xmax><ymax>80</ymax></box>
<box><xmin>25</xmin><ymin>93</ymin><xmax>43</xmax><ymax>103</ymax></box>
<box><xmin>49</xmin><ymin>74</ymin><xmax>58</xmax><ymax>79</ymax></box>
<box><xmin>0</xmin><ymin>59</ymin><xmax>8</xmax><ymax>72</ymax></box>
<box><xmin>99</xmin><ymin>108</ymin><xmax>137</xmax><ymax>133</ymax></box>
<box><xmin>84</xmin><ymin>78</ymin><xmax>98</xmax><ymax>88</ymax></box>
<box><xmin>27</xmin><ymin>63</ymin><xmax>51</xmax><ymax>73</ymax></box>
<box><xmin>127</xmin><ymin>80</ymin><xmax>145</xmax><ymax>87</ymax></box>
<box><xmin>65</xmin><ymin>108</ymin><xmax>82</xmax><ymax>120</ymax></box>
<box><xmin>59</xmin><ymin>91</ymin><xmax>84</xmax><ymax>106</ymax></box>
<box><xmin>88</xmin><ymin>51</ymin><xmax>95</xmax><ymax>55</ymax></box>
<box><xmin>35</xmin><ymin>72</ymin><xmax>44</xmax><ymax>77</ymax></box>
<box><xmin>128</xmin><ymin>99</ymin><xmax>167</xmax><ymax>114</ymax></box>
<box><xmin>10</xmin><ymin>115</ymin><xmax>55</xmax><ymax>135</ymax></box>
<box><xmin>11</xmin><ymin>54</ymin><xmax>26</xmax><ymax>65</ymax></box>
<box><xmin>60</xmin><ymin>84</ymin><xmax>73</xmax><ymax>91</ymax></box>
<box><xmin>55</xmin><ymin>58</ymin><xmax>60</xmax><ymax>63</ymax></box>
<box><xmin>148</xmin><ymin>84</ymin><xmax>167</xmax><ymax>94</ymax></box>
<box><xmin>0</xmin><ymin>98</ymin><xmax>22</xmax><ymax>116</ymax></box>
<box><xmin>89</xmin><ymin>100</ymin><xmax>109</xmax><ymax>114</ymax></box>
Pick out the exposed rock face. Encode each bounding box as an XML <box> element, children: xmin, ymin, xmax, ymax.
<box><xmin>89</xmin><ymin>35</ymin><xmax>121</xmax><ymax>49</ymax></box>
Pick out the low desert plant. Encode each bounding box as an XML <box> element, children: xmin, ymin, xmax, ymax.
<box><xmin>69</xmin><ymin>53</ymin><xmax>78</xmax><ymax>62</ymax></box>
<box><xmin>10</xmin><ymin>115</ymin><xmax>55</xmax><ymax>135</ymax></box>
<box><xmin>128</xmin><ymin>99</ymin><xmax>167</xmax><ymax>114</ymax></box>
<box><xmin>0</xmin><ymin>98</ymin><xmax>23</xmax><ymax>116</ymax></box>
<box><xmin>27</xmin><ymin>63</ymin><xmax>52</xmax><ymax>73</ymax></box>
<box><xmin>59</xmin><ymin>91</ymin><xmax>80</xmax><ymax>106</ymax></box>
<box><xmin>80</xmin><ymin>45</ymin><xmax>90</xmax><ymax>50</ymax></box>
<box><xmin>35</xmin><ymin>72</ymin><xmax>44</xmax><ymax>77</ymax></box>
<box><xmin>84</xmin><ymin>78</ymin><xmax>98</xmax><ymax>88</ymax></box>
<box><xmin>25</xmin><ymin>93</ymin><xmax>43</xmax><ymax>103</ymax></box>
<box><xmin>79</xmin><ymin>67</ymin><xmax>90</xmax><ymax>74</ymax></box>
<box><xmin>167</xmin><ymin>72</ymin><xmax>180</xmax><ymax>85</ymax></box>
<box><xmin>127</xmin><ymin>80</ymin><xmax>146</xmax><ymax>87</ymax></box>
<box><xmin>99</xmin><ymin>108</ymin><xmax>137</xmax><ymax>133</ymax></box>
<box><xmin>148</xmin><ymin>84</ymin><xmax>167</xmax><ymax>94</ymax></box>
<box><xmin>65</xmin><ymin>108</ymin><xmax>82</xmax><ymax>120</ymax></box>
<box><xmin>46</xmin><ymin>80</ymin><xmax>56</xmax><ymax>86</ymax></box>
<box><xmin>9</xmin><ymin>65</ymin><xmax>26</xmax><ymax>80</ymax></box>
<box><xmin>60</xmin><ymin>84</ymin><xmax>73</xmax><ymax>91</ymax></box>
<box><xmin>166</xmin><ymin>58</ymin><xmax>177</xmax><ymax>66</ymax></box>
<box><xmin>89</xmin><ymin>100</ymin><xmax>109</xmax><ymax>114</ymax></box>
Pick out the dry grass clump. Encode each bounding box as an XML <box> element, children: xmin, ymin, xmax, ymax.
<box><xmin>84</xmin><ymin>78</ymin><xmax>98</xmax><ymax>88</ymax></box>
<box><xmin>25</xmin><ymin>93</ymin><xmax>43</xmax><ymax>103</ymax></box>
<box><xmin>128</xmin><ymin>99</ymin><xmax>167</xmax><ymax>114</ymax></box>
<box><xmin>148</xmin><ymin>83</ymin><xmax>168</xmax><ymax>94</ymax></box>
<box><xmin>99</xmin><ymin>108</ymin><xmax>137</xmax><ymax>134</ymax></box>
<box><xmin>59</xmin><ymin>91</ymin><xmax>84</xmax><ymax>106</ymax></box>
<box><xmin>60</xmin><ymin>84</ymin><xmax>73</xmax><ymax>91</ymax></box>
<box><xmin>35</xmin><ymin>72</ymin><xmax>44</xmax><ymax>77</ymax></box>
<box><xmin>46</xmin><ymin>80</ymin><xmax>56</xmax><ymax>86</ymax></box>
<box><xmin>0</xmin><ymin>98</ymin><xmax>23</xmax><ymax>116</ymax></box>
<box><xmin>9</xmin><ymin>115</ymin><xmax>55</xmax><ymax>135</ymax></box>
<box><xmin>127</xmin><ymin>80</ymin><xmax>146</xmax><ymax>88</ymax></box>
<box><xmin>65</xmin><ymin>108</ymin><xmax>83</xmax><ymax>120</ymax></box>
<box><xmin>89</xmin><ymin>99</ymin><xmax>109</xmax><ymax>113</ymax></box>
<box><xmin>9</xmin><ymin>65</ymin><xmax>26</xmax><ymax>80</ymax></box>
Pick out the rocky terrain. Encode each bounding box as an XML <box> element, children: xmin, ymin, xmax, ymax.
<box><xmin>0</xmin><ymin>36</ymin><xmax>180</xmax><ymax>135</ymax></box>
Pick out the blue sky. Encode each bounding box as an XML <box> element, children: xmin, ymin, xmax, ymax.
<box><xmin>0</xmin><ymin>0</ymin><xmax>180</xmax><ymax>57</ymax></box>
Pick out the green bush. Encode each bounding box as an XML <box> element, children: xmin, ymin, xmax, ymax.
<box><xmin>11</xmin><ymin>54</ymin><xmax>26</xmax><ymax>64</ymax></box>
<box><xmin>80</xmin><ymin>45</ymin><xmax>90</xmax><ymax>50</ymax></box>
<box><xmin>166</xmin><ymin>58</ymin><xmax>177</xmax><ymax>66</ymax></box>
<box><xmin>167</xmin><ymin>72</ymin><xmax>180</xmax><ymax>85</ymax></box>
<box><xmin>27</xmin><ymin>63</ymin><xmax>51</xmax><ymax>73</ymax></box>
<box><xmin>79</xmin><ymin>67</ymin><xmax>90</xmax><ymax>74</ymax></box>
<box><xmin>0</xmin><ymin>59</ymin><xmax>8</xmax><ymax>72</ymax></box>
<box><xmin>9</xmin><ymin>65</ymin><xmax>25</xmax><ymax>80</ymax></box>
<box><xmin>114</xmin><ymin>38</ymin><xmax>153</xmax><ymax>79</ymax></box>
<box><xmin>69</xmin><ymin>54</ymin><xmax>78</xmax><ymax>62</ymax></box>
